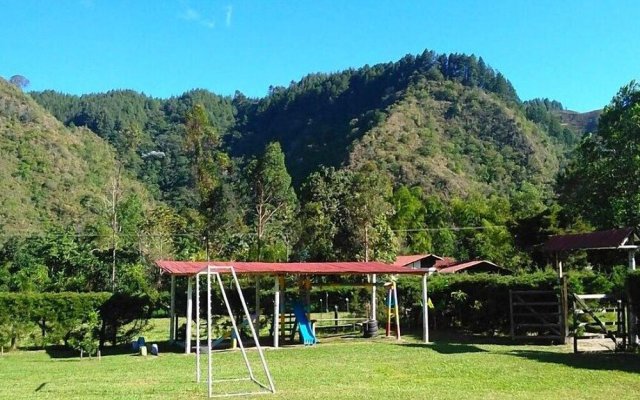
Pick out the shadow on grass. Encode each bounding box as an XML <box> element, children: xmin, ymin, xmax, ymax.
<box><xmin>507</xmin><ymin>350</ymin><xmax>640</xmax><ymax>374</ymax></box>
<box><xmin>402</xmin><ymin>330</ymin><xmax>516</xmax><ymax>346</ymax></box>
<box><xmin>44</xmin><ymin>340</ymin><xmax>185</xmax><ymax>359</ymax></box>
<box><xmin>399</xmin><ymin>342</ymin><xmax>487</xmax><ymax>354</ymax></box>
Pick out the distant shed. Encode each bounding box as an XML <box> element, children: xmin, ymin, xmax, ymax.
<box><xmin>438</xmin><ymin>260</ymin><xmax>509</xmax><ymax>274</ymax></box>
<box><xmin>393</xmin><ymin>255</ymin><xmax>507</xmax><ymax>274</ymax></box>
<box><xmin>543</xmin><ymin>228</ymin><xmax>637</xmax><ymax>252</ymax></box>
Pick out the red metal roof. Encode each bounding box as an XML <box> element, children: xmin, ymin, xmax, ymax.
<box><xmin>433</xmin><ymin>257</ymin><xmax>457</xmax><ymax>270</ymax></box>
<box><xmin>543</xmin><ymin>228</ymin><xmax>636</xmax><ymax>252</ymax></box>
<box><xmin>438</xmin><ymin>260</ymin><xmax>506</xmax><ymax>274</ymax></box>
<box><xmin>156</xmin><ymin>260</ymin><xmax>427</xmax><ymax>276</ymax></box>
<box><xmin>393</xmin><ymin>254</ymin><xmax>442</xmax><ymax>267</ymax></box>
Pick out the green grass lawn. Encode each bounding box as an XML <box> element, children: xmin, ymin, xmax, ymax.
<box><xmin>1</xmin><ymin>319</ymin><xmax>639</xmax><ymax>399</ymax></box>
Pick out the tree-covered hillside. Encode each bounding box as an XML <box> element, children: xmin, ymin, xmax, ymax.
<box><xmin>24</xmin><ymin>49</ymin><xmax>582</xmax><ymax>268</ymax></box>
<box><xmin>0</xmin><ymin>78</ymin><xmax>150</xmax><ymax>238</ymax></box>
<box><xmin>31</xmin><ymin>89</ymin><xmax>236</xmax><ymax>210</ymax></box>
<box><xmin>32</xmin><ymin>50</ymin><xmax>576</xmax><ymax>198</ymax></box>
<box><xmin>230</xmin><ymin>51</ymin><xmax>524</xmax><ymax>186</ymax></box>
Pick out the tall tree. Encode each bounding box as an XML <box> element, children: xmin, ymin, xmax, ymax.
<box><xmin>559</xmin><ymin>81</ymin><xmax>640</xmax><ymax>229</ymax></box>
<box><xmin>9</xmin><ymin>75</ymin><xmax>29</xmax><ymax>90</ymax></box>
<box><xmin>184</xmin><ymin>103</ymin><xmax>221</xmax><ymax>201</ymax></box>
<box><xmin>248</xmin><ymin>142</ymin><xmax>298</xmax><ymax>261</ymax></box>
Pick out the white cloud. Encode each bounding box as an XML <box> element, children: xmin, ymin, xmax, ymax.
<box><xmin>180</xmin><ymin>5</ymin><xmax>215</xmax><ymax>29</ymax></box>
<box><xmin>225</xmin><ymin>5</ymin><xmax>233</xmax><ymax>27</ymax></box>
<box><xmin>182</xmin><ymin>7</ymin><xmax>200</xmax><ymax>21</ymax></box>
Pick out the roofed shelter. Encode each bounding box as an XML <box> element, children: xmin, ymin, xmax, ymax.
<box><xmin>543</xmin><ymin>228</ymin><xmax>638</xmax><ymax>277</ymax></box>
<box><xmin>155</xmin><ymin>260</ymin><xmax>430</xmax><ymax>353</ymax></box>
<box><xmin>542</xmin><ymin>228</ymin><xmax>639</xmax><ymax>346</ymax></box>
<box><xmin>437</xmin><ymin>260</ymin><xmax>510</xmax><ymax>274</ymax></box>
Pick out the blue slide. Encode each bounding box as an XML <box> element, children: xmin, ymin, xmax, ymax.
<box><xmin>293</xmin><ymin>302</ymin><xmax>317</xmax><ymax>346</ymax></box>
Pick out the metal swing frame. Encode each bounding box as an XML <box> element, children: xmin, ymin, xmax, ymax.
<box><xmin>195</xmin><ymin>265</ymin><xmax>276</xmax><ymax>398</ymax></box>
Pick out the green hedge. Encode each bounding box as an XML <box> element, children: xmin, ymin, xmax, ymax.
<box><xmin>0</xmin><ymin>292</ymin><xmax>155</xmax><ymax>350</ymax></box>
<box><xmin>0</xmin><ymin>292</ymin><xmax>110</xmax><ymax>349</ymax></box>
<box><xmin>397</xmin><ymin>270</ymin><xmax>559</xmax><ymax>334</ymax></box>
<box><xmin>395</xmin><ymin>269</ymin><xmax>634</xmax><ymax>335</ymax></box>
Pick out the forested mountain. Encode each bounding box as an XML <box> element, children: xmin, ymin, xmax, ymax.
<box><xmin>556</xmin><ymin>109</ymin><xmax>601</xmax><ymax>134</ymax></box>
<box><xmin>0</xmin><ymin>78</ymin><xmax>151</xmax><ymax>238</ymax></box>
<box><xmin>23</xmin><ymin>49</ymin><xmax>583</xmax><ymax>268</ymax></box>
<box><xmin>32</xmin><ymin>50</ymin><xmax>575</xmax><ymax>198</ymax></box>
<box><xmin>31</xmin><ymin>89</ymin><xmax>236</xmax><ymax>210</ymax></box>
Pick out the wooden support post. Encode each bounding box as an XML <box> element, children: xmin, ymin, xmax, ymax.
<box><xmin>371</xmin><ymin>274</ymin><xmax>377</xmax><ymax>320</ymax></box>
<box><xmin>255</xmin><ymin>276</ymin><xmax>261</xmax><ymax>334</ymax></box>
<box><xmin>573</xmin><ymin>297</ymin><xmax>578</xmax><ymax>353</ymax></box>
<box><xmin>561</xmin><ymin>275</ymin><xmax>569</xmax><ymax>343</ymax></box>
<box><xmin>273</xmin><ymin>276</ymin><xmax>280</xmax><ymax>348</ymax></box>
<box><xmin>627</xmin><ymin>249</ymin><xmax>638</xmax><ymax>348</ymax></box>
<box><xmin>509</xmin><ymin>290</ymin><xmax>515</xmax><ymax>340</ymax></box>
<box><xmin>170</xmin><ymin>275</ymin><xmax>176</xmax><ymax>342</ymax></box>
<box><xmin>304</xmin><ymin>277</ymin><xmax>311</xmax><ymax>320</ymax></box>
<box><xmin>386</xmin><ymin>286</ymin><xmax>392</xmax><ymax>337</ymax></box>
<box><xmin>186</xmin><ymin>276</ymin><xmax>193</xmax><ymax>354</ymax></box>
<box><xmin>422</xmin><ymin>273</ymin><xmax>429</xmax><ymax>343</ymax></box>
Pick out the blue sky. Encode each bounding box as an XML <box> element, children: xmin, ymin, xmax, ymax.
<box><xmin>1</xmin><ymin>1</ymin><xmax>638</xmax><ymax>112</ymax></box>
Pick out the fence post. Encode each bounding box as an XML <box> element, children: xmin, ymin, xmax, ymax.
<box><xmin>334</xmin><ymin>305</ymin><xmax>339</xmax><ymax>333</ymax></box>
<box><xmin>561</xmin><ymin>276</ymin><xmax>569</xmax><ymax>344</ymax></box>
<box><xmin>509</xmin><ymin>290</ymin><xmax>515</xmax><ymax>340</ymax></box>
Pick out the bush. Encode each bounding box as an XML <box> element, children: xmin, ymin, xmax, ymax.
<box><xmin>99</xmin><ymin>292</ymin><xmax>157</xmax><ymax>347</ymax></box>
<box><xmin>627</xmin><ymin>271</ymin><xmax>640</xmax><ymax>308</ymax></box>
<box><xmin>0</xmin><ymin>292</ymin><xmax>110</xmax><ymax>349</ymax></box>
<box><xmin>397</xmin><ymin>271</ymin><xmax>559</xmax><ymax>334</ymax></box>
<box><xmin>68</xmin><ymin>310</ymin><xmax>100</xmax><ymax>357</ymax></box>
<box><xmin>0</xmin><ymin>292</ymin><xmax>157</xmax><ymax>349</ymax></box>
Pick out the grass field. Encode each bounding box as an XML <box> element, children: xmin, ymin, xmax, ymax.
<box><xmin>1</xmin><ymin>319</ymin><xmax>639</xmax><ymax>399</ymax></box>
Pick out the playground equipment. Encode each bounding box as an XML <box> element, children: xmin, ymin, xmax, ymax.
<box><xmin>293</xmin><ymin>302</ymin><xmax>317</xmax><ymax>345</ymax></box>
<box><xmin>195</xmin><ymin>266</ymin><xmax>275</xmax><ymax>398</ymax></box>
<box><xmin>211</xmin><ymin>316</ymin><xmax>257</xmax><ymax>349</ymax></box>
<box><xmin>384</xmin><ymin>280</ymin><xmax>401</xmax><ymax>339</ymax></box>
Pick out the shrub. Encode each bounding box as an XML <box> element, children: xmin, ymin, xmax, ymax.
<box><xmin>99</xmin><ymin>292</ymin><xmax>157</xmax><ymax>347</ymax></box>
<box><xmin>0</xmin><ymin>292</ymin><xmax>154</xmax><ymax>349</ymax></box>
<box><xmin>68</xmin><ymin>311</ymin><xmax>100</xmax><ymax>357</ymax></box>
<box><xmin>397</xmin><ymin>270</ymin><xmax>559</xmax><ymax>334</ymax></box>
<box><xmin>627</xmin><ymin>271</ymin><xmax>640</xmax><ymax>308</ymax></box>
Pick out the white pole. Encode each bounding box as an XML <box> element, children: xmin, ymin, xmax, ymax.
<box><xmin>255</xmin><ymin>276</ymin><xmax>261</xmax><ymax>333</ymax></box>
<box><xmin>207</xmin><ymin>267</ymin><xmax>212</xmax><ymax>398</ymax></box>
<box><xmin>629</xmin><ymin>249</ymin><xmax>636</xmax><ymax>270</ymax></box>
<box><xmin>371</xmin><ymin>274</ymin><xmax>377</xmax><ymax>320</ymax></box>
<box><xmin>170</xmin><ymin>275</ymin><xmax>176</xmax><ymax>341</ymax></box>
<box><xmin>558</xmin><ymin>260</ymin><xmax>563</xmax><ymax>278</ymax></box>
<box><xmin>274</xmin><ymin>276</ymin><xmax>280</xmax><ymax>348</ymax></box>
<box><xmin>186</xmin><ymin>277</ymin><xmax>193</xmax><ymax>354</ymax></box>
<box><xmin>422</xmin><ymin>273</ymin><xmax>429</xmax><ymax>343</ymax></box>
<box><xmin>196</xmin><ymin>273</ymin><xmax>200</xmax><ymax>383</ymax></box>
<box><xmin>229</xmin><ymin>268</ymin><xmax>276</xmax><ymax>393</ymax></box>
<box><xmin>215</xmin><ymin>272</ymin><xmax>256</xmax><ymax>381</ymax></box>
